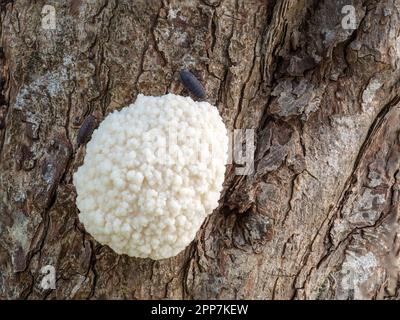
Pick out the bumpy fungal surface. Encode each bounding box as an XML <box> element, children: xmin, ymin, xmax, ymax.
<box><xmin>73</xmin><ymin>94</ymin><xmax>228</xmax><ymax>260</ymax></box>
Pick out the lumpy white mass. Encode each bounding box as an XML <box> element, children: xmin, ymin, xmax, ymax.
<box><xmin>73</xmin><ymin>94</ymin><xmax>228</xmax><ymax>259</ymax></box>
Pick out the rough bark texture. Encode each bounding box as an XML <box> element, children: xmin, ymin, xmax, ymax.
<box><xmin>1</xmin><ymin>0</ymin><xmax>399</xmax><ymax>300</ymax></box>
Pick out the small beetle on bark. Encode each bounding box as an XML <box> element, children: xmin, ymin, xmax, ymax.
<box><xmin>77</xmin><ymin>115</ymin><xmax>97</xmax><ymax>146</ymax></box>
<box><xmin>179</xmin><ymin>69</ymin><xmax>206</xmax><ymax>100</ymax></box>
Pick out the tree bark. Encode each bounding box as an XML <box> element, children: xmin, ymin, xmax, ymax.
<box><xmin>1</xmin><ymin>0</ymin><xmax>399</xmax><ymax>300</ymax></box>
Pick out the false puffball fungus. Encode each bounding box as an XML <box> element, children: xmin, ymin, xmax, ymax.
<box><xmin>73</xmin><ymin>94</ymin><xmax>228</xmax><ymax>259</ymax></box>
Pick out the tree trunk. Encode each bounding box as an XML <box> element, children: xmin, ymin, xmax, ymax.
<box><xmin>1</xmin><ymin>0</ymin><xmax>399</xmax><ymax>300</ymax></box>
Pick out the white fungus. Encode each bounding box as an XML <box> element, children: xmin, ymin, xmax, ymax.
<box><xmin>73</xmin><ymin>94</ymin><xmax>228</xmax><ymax>259</ymax></box>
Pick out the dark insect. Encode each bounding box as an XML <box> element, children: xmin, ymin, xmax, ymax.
<box><xmin>77</xmin><ymin>115</ymin><xmax>97</xmax><ymax>146</ymax></box>
<box><xmin>179</xmin><ymin>69</ymin><xmax>206</xmax><ymax>99</ymax></box>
